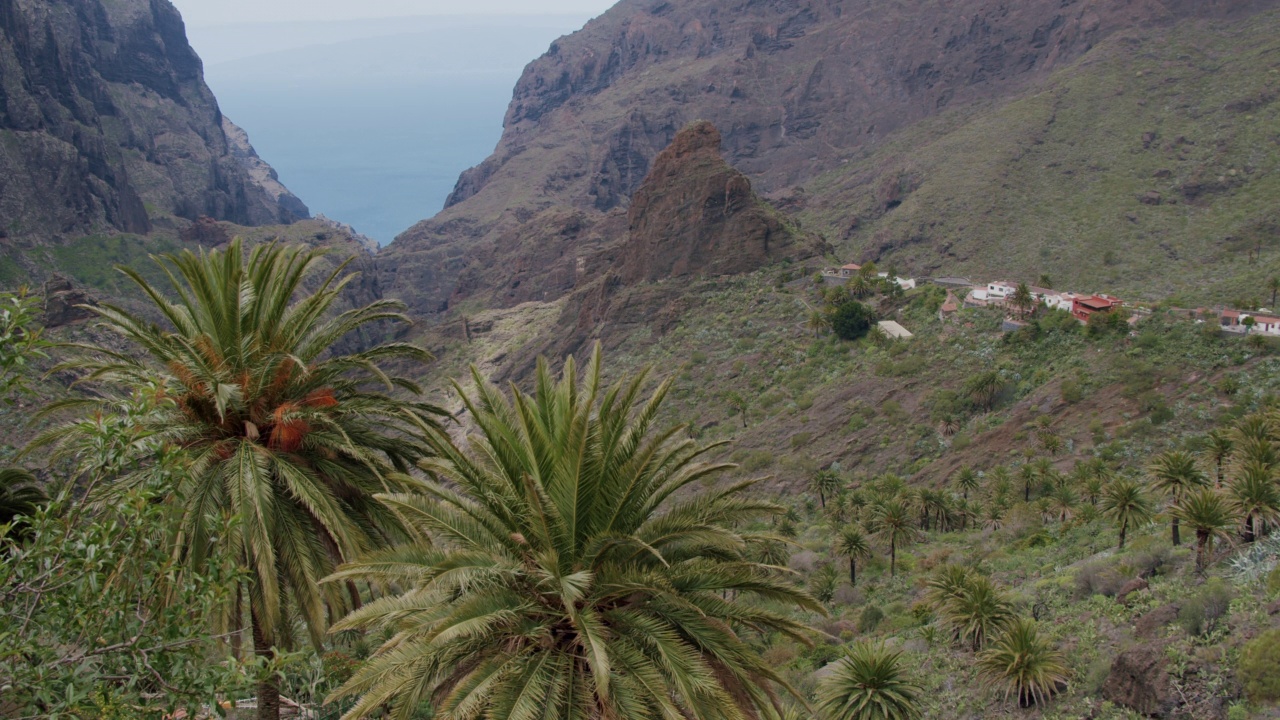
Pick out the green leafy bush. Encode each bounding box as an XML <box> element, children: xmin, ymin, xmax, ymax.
<box><xmin>1178</xmin><ymin>579</ymin><xmax>1233</xmax><ymax>636</ymax></box>
<box><xmin>1239</xmin><ymin>629</ymin><xmax>1280</xmax><ymax>703</ymax></box>
<box><xmin>858</xmin><ymin>605</ymin><xmax>886</xmax><ymax>633</ymax></box>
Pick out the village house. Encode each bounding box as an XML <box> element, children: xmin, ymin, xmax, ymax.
<box><xmin>965</xmin><ymin>287</ymin><xmax>992</xmax><ymax>308</ymax></box>
<box><xmin>839</xmin><ymin>263</ymin><xmax>862</xmax><ymax>278</ymax></box>
<box><xmin>1071</xmin><ymin>294</ymin><xmax>1123</xmax><ymax>323</ymax></box>
<box><xmin>939</xmin><ymin>291</ymin><xmax>960</xmax><ymax>321</ymax></box>
<box><xmin>1221</xmin><ymin>309</ymin><xmax>1280</xmax><ymax>336</ymax></box>
<box><xmin>986</xmin><ymin>281</ymin><xmax>1018</xmax><ymax>299</ymax></box>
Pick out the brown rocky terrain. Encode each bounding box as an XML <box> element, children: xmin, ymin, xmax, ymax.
<box><xmin>0</xmin><ymin>0</ymin><xmax>307</xmax><ymax>249</ymax></box>
<box><xmin>379</xmin><ymin>0</ymin><xmax>1278</xmax><ymax>319</ymax></box>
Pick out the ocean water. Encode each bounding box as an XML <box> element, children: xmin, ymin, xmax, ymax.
<box><xmin>196</xmin><ymin>16</ymin><xmax>592</xmax><ymax>245</ymax></box>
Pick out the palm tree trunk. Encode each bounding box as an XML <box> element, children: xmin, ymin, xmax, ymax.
<box><xmin>251</xmin><ymin>605</ymin><xmax>280</xmax><ymax>720</ymax></box>
<box><xmin>1244</xmin><ymin>514</ymin><xmax>1256</xmax><ymax>543</ymax></box>
<box><xmin>1171</xmin><ymin>516</ymin><xmax>1181</xmax><ymax>547</ymax></box>
<box><xmin>1118</xmin><ymin>519</ymin><xmax>1128</xmax><ymax>550</ymax></box>
<box><xmin>346</xmin><ymin>580</ymin><xmax>363</xmax><ymax>610</ymax></box>
<box><xmin>849</xmin><ymin>557</ymin><xmax>857</xmax><ymax>585</ymax></box>
<box><xmin>231</xmin><ymin>584</ymin><xmax>243</xmax><ymax>661</ymax></box>
<box><xmin>890</xmin><ymin>541</ymin><xmax>897</xmax><ymax>577</ymax></box>
<box><xmin>1196</xmin><ymin>531</ymin><xmax>1208</xmax><ymax>572</ymax></box>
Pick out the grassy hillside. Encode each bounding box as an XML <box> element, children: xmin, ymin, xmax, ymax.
<box><xmin>411</xmin><ymin>264</ymin><xmax>1280</xmax><ymax>718</ymax></box>
<box><xmin>800</xmin><ymin>10</ymin><xmax>1280</xmax><ymax>306</ymax></box>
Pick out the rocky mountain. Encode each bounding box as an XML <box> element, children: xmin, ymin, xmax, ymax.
<box><xmin>0</xmin><ymin>0</ymin><xmax>307</xmax><ymax>248</ymax></box>
<box><xmin>380</xmin><ymin>0</ymin><xmax>1279</xmax><ymax>319</ymax></box>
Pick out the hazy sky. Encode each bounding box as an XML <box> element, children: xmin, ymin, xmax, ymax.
<box><xmin>171</xmin><ymin>0</ymin><xmax>618</xmax><ymax>27</ymax></box>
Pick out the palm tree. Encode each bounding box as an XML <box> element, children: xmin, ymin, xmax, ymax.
<box><xmin>1203</xmin><ymin>430</ymin><xmax>1235</xmax><ymax>486</ymax></box>
<box><xmin>1100</xmin><ymin>479</ymin><xmax>1154</xmax><ymax>550</ymax></box>
<box><xmin>1048</xmin><ymin>485</ymin><xmax>1077</xmax><ymax>523</ymax></box>
<box><xmin>837</xmin><ymin>525</ymin><xmax>873</xmax><ymax>585</ymax></box>
<box><xmin>813</xmin><ymin>469</ymin><xmax>842</xmax><ymax>509</ymax></box>
<box><xmin>809</xmin><ymin>309</ymin><xmax>831</xmax><ymax>338</ymax></box>
<box><xmin>1019</xmin><ymin>464</ymin><xmax>1038</xmax><ymax>503</ymax></box>
<box><xmin>39</xmin><ymin>239</ymin><xmax>444</xmax><ymax>720</ymax></box>
<box><xmin>870</xmin><ymin>499</ymin><xmax>918</xmax><ymax>577</ymax></box>
<box><xmin>964</xmin><ymin>371</ymin><xmax>1003</xmax><ymax>411</ymax></box>
<box><xmin>1010</xmin><ymin>283</ymin><xmax>1035</xmax><ymax>319</ymax></box>
<box><xmin>988</xmin><ymin>466</ymin><xmax>1012</xmax><ymax>501</ymax></box>
<box><xmin>1173</xmin><ymin>488</ymin><xmax>1237</xmax><ymax>571</ymax></box>
<box><xmin>937</xmin><ymin>574</ymin><xmax>1014</xmax><ymax>651</ymax></box>
<box><xmin>977</xmin><ymin>618</ymin><xmax>1069</xmax><ymax>708</ymax></box>
<box><xmin>725</xmin><ymin>390</ymin><xmax>751</xmax><ymax>429</ymax></box>
<box><xmin>817</xmin><ymin>642</ymin><xmax>922</xmax><ymax>720</ymax></box>
<box><xmin>0</xmin><ymin>468</ymin><xmax>46</xmax><ymax>543</ymax></box>
<box><xmin>325</xmin><ymin>349</ymin><xmax>822</xmax><ymax>720</ymax></box>
<box><xmin>954</xmin><ymin>467</ymin><xmax>979</xmax><ymax>500</ymax></box>
<box><xmin>1149</xmin><ymin>450</ymin><xmax>1209</xmax><ymax>546</ymax></box>
<box><xmin>1229</xmin><ymin>462</ymin><xmax>1280</xmax><ymax>542</ymax></box>
<box><xmin>924</xmin><ymin>564</ymin><xmax>976</xmax><ymax>611</ymax></box>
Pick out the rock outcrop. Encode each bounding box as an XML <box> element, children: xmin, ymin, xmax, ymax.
<box><xmin>0</xmin><ymin>0</ymin><xmax>307</xmax><ymax>244</ymax></box>
<box><xmin>379</xmin><ymin>0</ymin><xmax>1277</xmax><ymax>318</ymax></box>
<box><xmin>620</xmin><ymin>121</ymin><xmax>821</xmax><ymax>284</ymax></box>
<box><xmin>42</xmin><ymin>274</ymin><xmax>95</xmax><ymax>327</ymax></box>
<box><xmin>1102</xmin><ymin>642</ymin><xmax>1179</xmax><ymax>717</ymax></box>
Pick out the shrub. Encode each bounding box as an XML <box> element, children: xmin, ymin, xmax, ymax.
<box><xmin>1239</xmin><ymin>629</ymin><xmax>1280</xmax><ymax>703</ymax></box>
<box><xmin>1178</xmin><ymin>579</ymin><xmax>1233</xmax><ymax>636</ymax></box>
<box><xmin>1074</xmin><ymin>561</ymin><xmax>1126</xmax><ymax>599</ymax></box>
<box><xmin>790</xmin><ymin>432</ymin><xmax>813</xmax><ymax>450</ymax></box>
<box><xmin>858</xmin><ymin>605</ymin><xmax>886</xmax><ymax>633</ymax></box>
<box><xmin>1061</xmin><ymin>380</ymin><xmax>1083</xmax><ymax>404</ymax></box>
<box><xmin>690</xmin><ymin>350</ymin><xmax>708</xmax><ymax>365</ymax></box>
<box><xmin>830</xmin><ymin>300</ymin><xmax>876</xmax><ymax>341</ymax></box>
<box><xmin>1268</xmin><ymin>565</ymin><xmax>1280</xmax><ymax>597</ymax></box>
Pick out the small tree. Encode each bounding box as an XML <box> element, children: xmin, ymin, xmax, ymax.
<box><xmin>1173</xmin><ymin>488</ymin><xmax>1236</xmax><ymax>571</ymax></box>
<box><xmin>1149</xmin><ymin>450</ymin><xmax>1209</xmax><ymax>546</ymax></box>
<box><xmin>812</xmin><ymin>469</ymin><xmax>842</xmax><ymax>509</ymax></box>
<box><xmin>964</xmin><ymin>370</ymin><xmax>1004</xmax><ymax>411</ymax></box>
<box><xmin>871</xmin><ymin>499</ymin><xmax>918</xmax><ymax>577</ymax></box>
<box><xmin>830</xmin><ymin>300</ymin><xmax>877</xmax><ymax>341</ymax></box>
<box><xmin>977</xmin><ymin>618</ymin><xmax>1069</xmax><ymax>708</ymax></box>
<box><xmin>954</xmin><ymin>467</ymin><xmax>979</xmax><ymax>500</ymax></box>
<box><xmin>1101</xmin><ymin>479</ymin><xmax>1153</xmax><ymax>550</ymax></box>
<box><xmin>817</xmin><ymin>642</ymin><xmax>923</xmax><ymax>720</ymax></box>
<box><xmin>725</xmin><ymin>390</ymin><xmax>751</xmax><ymax>428</ymax></box>
<box><xmin>1010</xmin><ymin>283</ymin><xmax>1035</xmax><ymax>319</ymax></box>
<box><xmin>837</xmin><ymin>525</ymin><xmax>872</xmax><ymax>585</ymax></box>
<box><xmin>1243</xmin><ymin>315</ymin><xmax>1257</xmax><ymax>334</ymax></box>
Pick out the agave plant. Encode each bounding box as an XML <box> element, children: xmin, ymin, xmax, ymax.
<box><xmin>977</xmin><ymin>618</ymin><xmax>1069</xmax><ymax>708</ymax></box>
<box><xmin>816</xmin><ymin>641</ymin><xmax>922</xmax><ymax>720</ymax></box>
<box><xmin>324</xmin><ymin>348</ymin><xmax>821</xmax><ymax>720</ymax></box>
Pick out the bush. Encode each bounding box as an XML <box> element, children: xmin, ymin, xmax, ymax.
<box><xmin>1178</xmin><ymin>579</ymin><xmax>1233</xmax><ymax>636</ymax></box>
<box><xmin>1239</xmin><ymin>629</ymin><xmax>1280</xmax><ymax>703</ymax></box>
<box><xmin>789</xmin><ymin>432</ymin><xmax>812</xmax><ymax>450</ymax></box>
<box><xmin>830</xmin><ymin>300</ymin><xmax>876</xmax><ymax>341</ymax></box>
<box><xmin>858</xmin><ymin>605</ymin><xmax>885</xmax><ymax>633</ymax></box>
<box><xmin>1268</xmin><ymin>565</ymin><xmax>1280</xmax><ymax>598</ymax></box>
<box><xmin>1074</xmin><ymin>561</ymin><xmax>1126</xmax><ymax>599</ymax></box>
<box><xmin>1061</xmin><ymin>380</ymin><xmax>1084</xmax><ymax>404</ymax></box>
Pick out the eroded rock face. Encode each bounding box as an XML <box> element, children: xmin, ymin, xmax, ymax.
<box><xmin>42</xmin><ymin>275</ymin><xmax>95</xmax><ymax>327</ymax></box>
<box><xmin>380</xmin><ymin>0</ymin><xmax>1274</xmax><ymax>317</ymax></box>
<box><xmin>0</xmin><ymin>0</ymin><xmax>306</xmax><ymax>242</ymax></box>
<box><xmin>620</xmin><ymin>121</ymin><xmax>820</xmax><ymax>283</ymax></box>
<box><xmin>1102</xmin><ymin>642</ymin><xmax>1179</xmax><ymax>717</ymax></box>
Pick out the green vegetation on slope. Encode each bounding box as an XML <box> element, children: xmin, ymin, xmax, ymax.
<box><xmin>801</xmin><ymin>11</ymin><xmax>1280</xmax><ymax>305</ymax></box>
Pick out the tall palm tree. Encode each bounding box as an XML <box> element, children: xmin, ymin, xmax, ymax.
<box><xmin>1202</xmin><ymin>430</ymin><xmax>1235</xmax><ymax>486</ymax></box>
<box><xmin>812</xmin><ymin>469</ymin><xmax>842</xmax><ymax>509</ymax></box>
<box><xmin>817</xmin><ymin>642</ymin><xmax>922</xmax><ymax>720</ymax></box>
<box><xmin>1227</xmin><ymin>462</ymin><xmax>1280</xmax><ymax>543</ymax></box>
<box><xmin>977</xmin><ymin>618</ymin><xmax>1069</xmax><ymax>708</ymax></box>
<box><xmin>870</xmin><ymin>499</ymin><xmax>918</xmax><ymax>577</ymax></box>
<box><xmin>1173</xmin><ymin>488</ymin><xmax>1237</xmax><ymax>571</ymax></box>
<box><xmin>38</xmin><ymin>239</ymin><xmax>444</xmax><ymax>720</ymax></box>
<box><xmin>1148</xmin><ymin>450</ymin><xmax>1209</xmax><ymax>546</ymax></box>
<box><xmin>953</xmin><ymin>467</ymin><xmax>979</xmax><ymax>500</ymax></box>
<box><xmin>1100</xmin><ymin>479</ymin><xmax>1154</xmax><ymax>550</ymax></box>
<box><xmin>325</xmin><ymin>349</ymin><xmax>822</xmax><ymax>720</ymax></box>
<box><xmin>1019</xmin><ymin>464</ymin><xmax>1038</xmax><ymax>503</ymax></box>
<box><xmin>837</xmin><ymin>525</ymin><xmax>873</xmax><ymax>585</ymax></box>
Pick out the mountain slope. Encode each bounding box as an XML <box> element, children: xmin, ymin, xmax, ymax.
<box><xmin>379</xmin><ymin>0</ymin><xmax>1278</xmax><ymax>318</ymax></box>
<box><xmin>0</xmin><ymin>0</ymin><xmax>308</xmax><ymax>248</ymax></box>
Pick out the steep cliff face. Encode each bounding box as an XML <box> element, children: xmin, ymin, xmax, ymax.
<box><xmin>0</xmin><ymin>0</ymin><xmax>307</xmax><ymax>244</ymax></box>
<box><xmin>620</xmin><ymin>120</ymin><xmax>821</xmax><ymax>283</ymax></box>
<box><xmin>380</xmin><ymin>0</ymin><xmax>1276</xmax><ymax>317</ymax></box>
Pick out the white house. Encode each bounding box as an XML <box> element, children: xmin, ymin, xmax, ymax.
<box><xmin>1239</xmin><ymin>313</ymin><xmax>1280</xmax><ymax>336</ymax></box>
<box><xmin>986</xmin><ymin>281</ymin><xmax>1017</xmax><ymax>299</ymax></box>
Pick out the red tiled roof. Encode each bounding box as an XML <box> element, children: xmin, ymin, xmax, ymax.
<box><xmin>841</xmin><ymin>263</ymin><xmax>862</xmax><ymax>270</ymax></box>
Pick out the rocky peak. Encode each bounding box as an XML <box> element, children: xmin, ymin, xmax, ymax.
<box><xmin>0</xmin><ymin>0</ymin><xmax>307</xmax><ymax>244</ymax></box>
<box><xmin>620</xmin><ymin>120</ymin><xmax>822</xmax><ymax>284</ymax></box>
